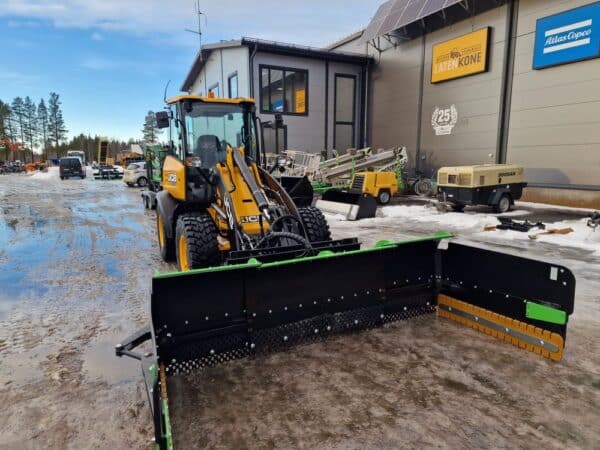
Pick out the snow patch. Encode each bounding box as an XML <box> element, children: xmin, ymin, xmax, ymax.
<box><xmin>381</xmin><ymin>205</ymin><xmax>499</xmax><ymax>230</ymax></box>
<box><xmin>30</xmin><ymin>167</ymin><xmax>59</xmax><ymax>180</ymax></box>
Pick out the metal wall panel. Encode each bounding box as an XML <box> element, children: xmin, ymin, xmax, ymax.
<box><xmin>419</xmin><ymin>5</ymin><xmax>508</xmax><ymax>170</ymax></box>
<box><xmin>507</xmin><ymin>0</ymin><xmax>600</xmax><ymax>187</ymax></box>
<box><xmin>369</xmin><ymin>37</ymin><xmax>424</xmax><ymax>167</ymax></box>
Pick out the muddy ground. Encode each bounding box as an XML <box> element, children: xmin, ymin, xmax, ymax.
<box><xmin>0</xmin><ymin>172</ymin><xmax>598</xmax><ymax>449</ymax></box>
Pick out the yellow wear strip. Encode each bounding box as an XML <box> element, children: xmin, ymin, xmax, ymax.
<box><xmin>437</xmin><ymin>294</ymin><xmax>564</xmax><ymax>362</ymax></box>
<box><xmin>159</xmin><ymin>363</ymin><xmax>168</xmax><ymax>400</ymax></box>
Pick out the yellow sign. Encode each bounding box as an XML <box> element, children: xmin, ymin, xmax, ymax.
<box><xmin>431</xmin><ymin>27</ymin><xmax>490</xmax><ymax>83</ymax></box>
<box><xmin>295</xmin><ymin>89</ymin><xmax>306</xmax><ymax>113</ymax></box>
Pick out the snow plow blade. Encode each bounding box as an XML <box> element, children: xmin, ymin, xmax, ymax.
<box><xmin>438</xmin><ymin>242</ymin><xmax>575</xmax><ymax>362</ymax></box>
<box><xmin>316</xmin><ymin>189</ymin><xmax>377</xmax><ymax>220</ymax></box>
<box><xmin>117</xmin><ymin>235</ymin><xmax>576</xmax><ymax>449</ymax></box>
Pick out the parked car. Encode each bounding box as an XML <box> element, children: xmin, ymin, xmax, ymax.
<box><xmin>123</xmin><ymin>162</ymin><xmax>148</xmax><ymax>187</ymax></box>
<box><xmin>59</xmin><ymin>157</ymin><xmax>86</xmax><ymax>179</ymax></box>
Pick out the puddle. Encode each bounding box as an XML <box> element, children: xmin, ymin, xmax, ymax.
<box><xmin>82</xmin><ymin>338</ymin><xmax>140</xmax><ymax>384</ymax></box>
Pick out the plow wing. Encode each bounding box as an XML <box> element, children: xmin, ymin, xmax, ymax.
<box><xmin>118</xmin><ymin>234</ymin><xmax>576</xmax><ymax>449</ymax></box>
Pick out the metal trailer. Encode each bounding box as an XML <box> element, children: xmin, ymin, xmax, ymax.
<box><xmin>116</xmin><ymin>234</ymin><xmax>575</xmax><ymax>449</ymax></box>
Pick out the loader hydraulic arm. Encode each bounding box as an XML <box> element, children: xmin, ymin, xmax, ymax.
<box><xmin>231</xmin><ymin>146</ymin><xmax>271</xmax><ymax>219</ymax></box>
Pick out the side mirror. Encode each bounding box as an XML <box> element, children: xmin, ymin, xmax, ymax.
<box><xmin>155</xmin><ymin>111</ymin><xmax>170</xmax><ymax>129</ymax></box>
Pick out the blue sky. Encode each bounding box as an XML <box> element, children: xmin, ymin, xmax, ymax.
<box><xmin>0</xmin><ymin>0</ymin><xmax>381</xmax><ymax>142</ymax></box>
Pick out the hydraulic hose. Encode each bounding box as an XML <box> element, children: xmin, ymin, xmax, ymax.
<box><xmin>257</xmin><ymin>231</ymin><xmax>311</xmax><ymax>250</ymax></box>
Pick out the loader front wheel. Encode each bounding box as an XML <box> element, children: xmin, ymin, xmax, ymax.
<box><xmin>298</xmin><ymin>206</ymin><xmax>331</xmax><ymax>243</ymax></box>
<box><xmin>175</xmin><ymin>212</ymin><xmax>220</xmax><ymax>271</ymax></box>
<box><xmin>157</xmin><ymin>213</ymin><xmax>175</xmax><ymax>262</ymax></box>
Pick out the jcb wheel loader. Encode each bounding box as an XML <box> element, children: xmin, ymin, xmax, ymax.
<box><xmin>152</xmin><ymin>95</ymin><xmax>338</xmax><ymax>272</ymax></box>
<box><xmin>116</xmin><ymin>95</ymin><xmax>577</xmax><ymax>450</ymax></box>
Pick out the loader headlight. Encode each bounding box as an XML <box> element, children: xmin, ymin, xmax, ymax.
<box><xmin>186</xmin><ymin>156</ymin><xmax>202</xmax><ymax>168</ymax></box>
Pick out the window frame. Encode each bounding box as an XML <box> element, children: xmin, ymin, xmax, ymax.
<box><xmin>227</xmin><ymin>72</ymin><xmax>239</xmax><ymax>98</ymax></box>
<box><xmin>259</xmin><ymin>64</ymin><xmax>309</xmax><ymax>116</ymax></box>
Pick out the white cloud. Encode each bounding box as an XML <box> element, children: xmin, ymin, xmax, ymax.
<box><xmin>91</xmin><ymin>31</ymin><xmax>104</xmax><ymax>41</ymax></box>
<box><xmin>0</xmin><ymin>0</ymin><xmax>381</xmax><ymax>47</ymax></box>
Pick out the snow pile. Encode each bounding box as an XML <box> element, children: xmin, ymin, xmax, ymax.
<box><xmin>381</xmin><ymin>204</ymin><xmax>499</xmax><ymax>230</ymax></box>
<box><xmin>30</xmin><ymin>167</ymin><xmax>59</xmax><ymax>180</ymax></box>
<box><xmin>482</xmin><ymin>218</ymin><xmax>600</xmax><ymax>255</ymax></box>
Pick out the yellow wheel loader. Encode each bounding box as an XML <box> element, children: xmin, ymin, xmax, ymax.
<box><xmin>116</xmin><ymin>95</ymin><xmax>577</xmax><ymax>450</ymax></box>
<box><xmin>152</xmin><ymin>95</ymin><xmax>342</xmax><ymax>271</ymax></box>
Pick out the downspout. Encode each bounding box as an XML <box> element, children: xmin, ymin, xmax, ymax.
<box><xmin>415</xmin><ymin>35</ymin><xmax>426</xmax><ymax>172</ymax></box>
<box><xmin>496</xmin><ymin>0</ymin><xmax>518</xmax><ymax>164</ymax></box>
<box><xmin>324</xmin><ymin>61</ymin><xmax>329</xmax><ymax>152</ymax></box>
<box><xmin>362</xmin><ymin>63</ymin><xmax>369</xmax><ymax>148</ymax></box>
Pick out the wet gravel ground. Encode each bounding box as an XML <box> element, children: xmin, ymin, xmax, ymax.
<box><xmin>0</xmin><ymin>172</ymin><xmax>599</xmax><ymax>449</ymax></box>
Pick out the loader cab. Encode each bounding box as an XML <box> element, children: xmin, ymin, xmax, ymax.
<box><xmin>157</xmin><ymin>96</ymin><xmax>262</xmax><ymax>202</ymax></box>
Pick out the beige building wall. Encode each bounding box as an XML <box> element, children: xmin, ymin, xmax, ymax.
<box><xmin>368</xmin><ymin>37</ymin><xmax>423</xmax><ymax>166</ymax></box>
<box><xmin>420</xmin><ymin>5</ymin><xmax>508</xmax><ymax>170</ymax></box>
<box><xmin>507</xmin><ymin>0</ymin><xmax>600</xmax><ymax>188</ymax></box>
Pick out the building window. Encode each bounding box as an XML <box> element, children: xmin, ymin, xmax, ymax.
<box><xmin>228</xmin><ymin>72</ymin><xmax>238</xmax><ymax>98</ymax></box>
<box><xmin>208</xmin><ymin>83</ymin><xmax>219</xmax><ymax>97</ymax></box>
<box><xmin>333</xmin><ymin>74</ymin><xmax>356</xmax><ymax>152</ymax></box>
<box><xmin>259</xmin><ymin>65</ymin><xmax>308</xmax><ymax>115</ymax></box>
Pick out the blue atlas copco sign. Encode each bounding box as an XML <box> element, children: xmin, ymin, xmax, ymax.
<box><xmin>533</xmin><ymin>1</ymin><xmax>600</xmax><ymax>70</ymax></box>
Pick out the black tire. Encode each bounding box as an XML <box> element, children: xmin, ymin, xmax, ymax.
<box><xmin>414</xmin><ymin>178</ymin><xmax>434</xmax><ymax>197</ymax></box>
<box><xmin>377</xmin><ymin>189</ymin><xmax>391</xmax><ymax>205</ymax></box>
<box><xmin>298</xmin><ymin>206</ymin><xmax>331</xmax><ymax>243</ymax></box>
<box><xmin>451</xmin><ymin>203</ymin><xmax>465</xmax><ymax>212</ymax></box>
<box><xmin>494</xmin><ymin>194</ymin><xmax>512</xmax><ymax>214</ymax></box>
<box><xmin>60</xmin><ymin>176</ymin><xmax>64</xmax><ymax>180</ymax></box>
<box><xmin>126</xmin><ymin>183</ymin><xmax>133</xmax><ymax>187</ymax></box>
<box><xmin>175</xmin><ymin>212</ymin><xmax>220</xmax><ymax>271</ymax></box>
<box><xmin>137</xmin><ymin>177</ymin><xmax>148</xmax><ymax>187</ymax></box>
<box><xmin>157</xmin><ymin>213</ymin><xmax>175</xmax><ymax>262</ymax></box>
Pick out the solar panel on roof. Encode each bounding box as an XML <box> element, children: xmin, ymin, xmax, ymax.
<box><xmin>362</xmin><ymin>0</ymin><xmax>396</xmax><ymax>42</ymax></box>
<box><xmin>394</xmin><ymin>0</ymin><xmax>426</xmax><ymax>29</ymax></box>
<box><xmin>418</xmin><ymin>0</ymin><xmax>446</xmax><ymax>19</ymax></box>
<box><xmin>362</xmin><ymin>0</ymin><xmax>465</xmax><ymax>42</ymax></box>
<box><xmin>378</xmin><ymin>1</ymin><xmax>409</xmax><ymax>37</ymax></box>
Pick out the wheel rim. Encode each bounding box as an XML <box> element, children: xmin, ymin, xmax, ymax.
<box><xmin>380</xmin><ymin>191</ymin><xmax>390</xmax><ymax>203</ymax></box>
<box><xmin>139</xmin><ymin>178</ymin><xmax>147</xmax><ymax>187</ymax></box>
<box><xmin>157</xmin><ymin>215</ymin><xmax>165</xmax><ymax>249</ymax></box>
<box><xmin>499</xmin><ymin>197</ymin><xmax>510</xmax><ymax>212</ymax></box>
<box><xmin>178</xmin><ymin>235</ymin><xmax>189</xmax><ymax>271</ymax></box>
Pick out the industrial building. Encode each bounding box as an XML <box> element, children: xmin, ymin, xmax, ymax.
<box><xmin>182</xmin><ymin>0</ymin><xmax>600</xmax><ymax>208</ymax></box>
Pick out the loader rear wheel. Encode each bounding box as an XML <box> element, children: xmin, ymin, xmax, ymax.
<box><xmin>157</xmin><ymin>213</ymin><xmax>175</xmax><ymax>262</ymax></box>
<box><xmin>298</xmin><ymin>206</ymin><xmax>331</xmax><ymax>243</ymax></box>
<box><xmin>175</xmin><ymin>212</ymin><xmax>220</xmax><ymax>271</ymax></box>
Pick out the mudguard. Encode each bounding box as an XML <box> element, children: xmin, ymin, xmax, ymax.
<box><xmin>156</xmin><ymin>191</ymin><xmax>178</xmax><ymax>239</ymax></box>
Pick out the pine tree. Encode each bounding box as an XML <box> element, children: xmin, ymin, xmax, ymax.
<box><xmin>23</xmin><ymin>96</ymin><xmax>37</xmax><ymax>162</ymax></box>
<box><xmin>11</xmin><ymin>97</ymin><xmax>26</xmax><ymax>161</ymax></box>
<box><xmin>142</xmin><ymin>110</ymin><xmax>161</xmax><ymax>143</ymax></box>
<box><xmin>0</xmin><ymin>100</ymin><xmax>10</xmax><ymax>160</ymax></box>
<box><xmin>37</xmin><ymin>99</ymin><xmax>49</xmax><ymax>160</ymax></box>
<box><xmin>48</xmin><ymin>92</ymin><xmax>67</xmax><ymax>148</ymax></box>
